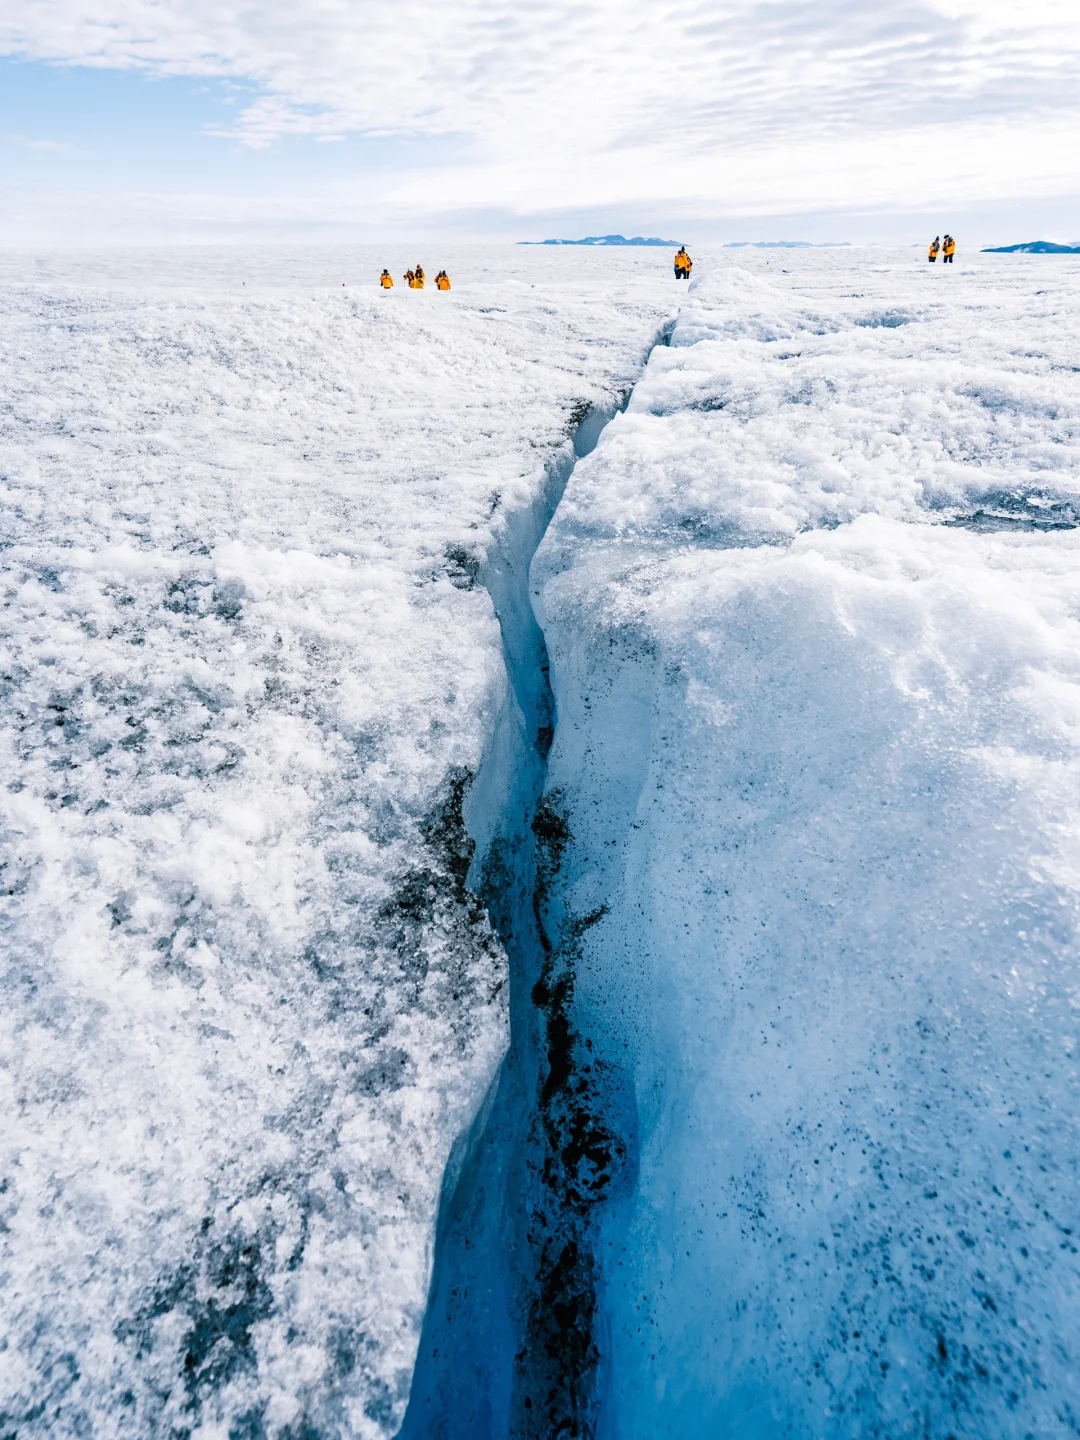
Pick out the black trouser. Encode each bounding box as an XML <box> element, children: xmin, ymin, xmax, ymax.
<box><xmin>675</xmin><ymin>266</ymin><xmax>689</xmax><ymax>278</ymax></box>
<box><xmin>929</xmin><ymin>255</ymin><xmax>937</xmax><ymax>262</ymax></box>
<box><xmin>944</xmin><ymin>253</ymin><xmax>953</xmax><ymax>263</ymax></box>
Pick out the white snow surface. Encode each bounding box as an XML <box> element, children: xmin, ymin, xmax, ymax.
<box><xmin>534</xmin><ymin>250</ymin><xmax>1080</xmax><ymax>1435</ymax></box>
<box><xmin>0</xmin><ymin>245</ymin><xmax>673</xmax><ymax>1438</ymax></box>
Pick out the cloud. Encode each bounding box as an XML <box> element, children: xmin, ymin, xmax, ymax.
<box><xmin>4</xmin><ymin>132</ymin><xmax>75</xmax><ymax>150</ymax></box>
<box><xmin>3</xmin><ymin>0</ymin><xmax>1079</xmax><ymax>215</ymax></box>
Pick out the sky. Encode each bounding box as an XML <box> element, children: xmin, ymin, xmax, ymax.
<box><xmin>2</xmin><ymin>0</ymin><xmax>1079</xmax><ymax>246</ymax></box>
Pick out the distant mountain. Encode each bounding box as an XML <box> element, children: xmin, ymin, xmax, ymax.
<box><xmin>518</xmin><ymin>234</ymin><xmax>679</xmax><ymax>247</ymax></box>
<box><xmin>982</xmin><ymin>240</ymin><xmax>1080</xmax><ymax>254</ymax></box>
<box><xmin>724</xmin><ymin>241</ymin><xmax>851</xmax><ymax>249</ymax></box>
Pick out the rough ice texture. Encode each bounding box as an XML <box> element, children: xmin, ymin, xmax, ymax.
<box><xmin>0</xmin><ymin>245</ymin><xmax>672</xmax><ymax>1439</ymax></box>
<box><xmin>533</xmin><ymin>250</ymin><xmax>1080</xmax><ymax>1437</ymax></box>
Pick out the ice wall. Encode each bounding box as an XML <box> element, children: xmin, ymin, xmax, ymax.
<box><xmin>533</xmin><ymin>254</ymin><xmax>1080</xmax><ymax>1436</ymax></box>
<box><xmin>0</xmin><ymin>247</ymin><xmax>673</xmax><ymax>1438</ymax></box>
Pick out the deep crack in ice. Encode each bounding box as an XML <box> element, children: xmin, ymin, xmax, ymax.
<box><xmin>402</xmin><ymin>323</ymin><xmax>673</xmax><ymax>1440</ymax></box>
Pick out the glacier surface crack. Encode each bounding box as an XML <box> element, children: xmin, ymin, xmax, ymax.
<box><xmin>400</xmin><ymin>323</ymin><xmax>674</xmax><ymax>1440</ymax></box>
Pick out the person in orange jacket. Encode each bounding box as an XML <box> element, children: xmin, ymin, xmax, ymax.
<box><xmin>674</xmin><ymin>246</ymin><xmax>692</xmax><ymax>279</ymax></box>
<box><xmin>380</xmin><ymin>269</ymin><xmax>393</xmax><ymax>288</ymax></box>
<box><xmin>435</xmin><ymin>270</ymin><xmax>451</xmax><ymax>290</ymax></box>
<box><xmin>943</xmin><ymin>235</ymin><xmax>956</xmax><ymax>263</ymax></box>
<box><xmin>404</xmin><ymin>269</ymin><xmax>416</xmax><ymax>287</ymax></box>
<box><xmin>413</xmin><ymin>264</ymin><xmax>425</xmax><ymax>289</ymax></box>
<box><xmin>928</xmin><ymin>236</ymin><xmax>940</xmax><ymax>262</ymax></box>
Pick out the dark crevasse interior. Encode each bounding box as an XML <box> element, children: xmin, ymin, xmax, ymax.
<box><xmin>400</xmin><ymin>323</ymin><xmax>673</xmax><ymax>1440</ymax></box>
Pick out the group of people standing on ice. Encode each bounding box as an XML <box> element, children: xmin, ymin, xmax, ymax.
<box><xmin>379</xmin><ymin>250</ymin><xmax>695</xmax><ymax>288</ymax></box>
<box><xmin>379</xmin><ymin>265</ymin><xmax>451</xmax><ymax>290</ymax></box>
<box><xmin>378</xmin><ymin>239</ymin><xmax>954</xmax><ymax>291</ymax></box>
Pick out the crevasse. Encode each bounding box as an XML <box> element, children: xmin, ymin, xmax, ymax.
<box><xmin>401</xmin><ymin>324</ymin><xmax>674</xmax><ymax>1440</ymax></box>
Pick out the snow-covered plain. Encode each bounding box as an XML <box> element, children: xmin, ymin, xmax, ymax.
<box><xmin>6</xmin><ymin>240</ymin><xmax>1080</xmax><ymax>1439</ymax></box>
<box><xmin>533</xmin><ymin>250</ymin><xmax>1080</xmax><ymax>1435</ymax></box>
<box><xmin>0</xmin><ymin>244</ymin><xmax>674</xmax><ymax>1438</ymax></box>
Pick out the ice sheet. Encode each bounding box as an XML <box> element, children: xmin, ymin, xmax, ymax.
<box><xmin>0</xmin><ymin>244</ymin><xmax>673</xmax><ymax>1438</ymax></box>
<box><xmin>533</xmin><ymin>249</ymin><xmax>1080</xmax><ymax>1436</ymax></box>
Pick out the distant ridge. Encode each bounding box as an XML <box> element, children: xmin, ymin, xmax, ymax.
<box><xmin>518</xmin><ymin>234</ymin><xmax>678</xmax><ymax>247</ymax></box>
<box><xmin>982</xmin><ymin>240</ymin><xmax>1080</xmax><ymax>254</ymax></box>
<box><xmin>724</xmin><ymin>241</ymin><xmax>851</xmax><ymax>249</ymax></box>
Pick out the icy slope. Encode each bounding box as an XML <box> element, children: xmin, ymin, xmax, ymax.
<box><xmin>533</xmin><ymin>251</ymin><xmax>1080</xmax><ymax>1436</ymax></box>
<box><xmin>0</xmin><ymin>246</ymin><xmax>673</xmax><ymax>1439</ymax></box>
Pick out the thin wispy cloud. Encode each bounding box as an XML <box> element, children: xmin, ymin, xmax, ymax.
<box><xmin>4</xmin><ymin>132</ymin><xmax>75</xmax><ymax>150</ymax></box>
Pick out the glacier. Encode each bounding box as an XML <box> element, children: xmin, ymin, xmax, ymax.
<box><xmin>3</xmin><ymin>241</ymin><xmax>1080</xmax><ymax>1440</ymax></box>
<box><xmin>0</xmin><ymin>244</ymin><xmax>673</xmax><ymax>1439</ymax></box>
<box><xmin>523</xmin><ymin>252</ymin><xmax>1080</xmax><ymax>1436</ymax></box>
